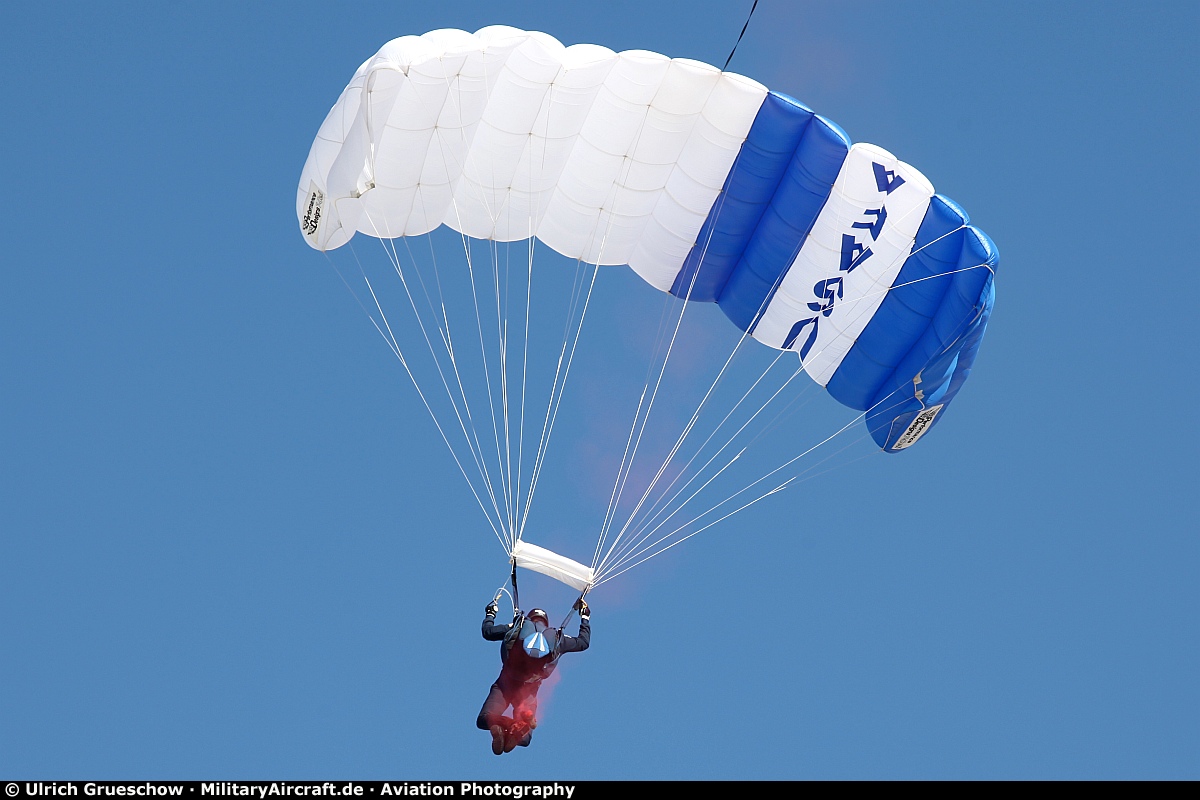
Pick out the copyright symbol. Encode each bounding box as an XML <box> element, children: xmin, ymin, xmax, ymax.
<box><xmin>6</xmin><ymin>784</ymin><xmax>20</xmax><ymax>797</ymax></box>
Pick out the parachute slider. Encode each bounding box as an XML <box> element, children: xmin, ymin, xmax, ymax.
<box><xmin>510</xmin><ymin>541</ymin><xmax>594</xmax><ymax>593</ymax></box>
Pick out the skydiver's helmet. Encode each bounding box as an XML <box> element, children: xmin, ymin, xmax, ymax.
<box><xmin>522</xmin><ymin>609</ymin><xmax>553</xmax><ymax>658</ymax></box>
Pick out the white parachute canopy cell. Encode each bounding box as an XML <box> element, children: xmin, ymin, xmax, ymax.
<box><xmin>297</xmin><ymin>26</ymin><xmax>766</xmax><ymax>272</ymax></box>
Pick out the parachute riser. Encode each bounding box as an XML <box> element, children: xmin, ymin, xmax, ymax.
<box><xmin>556</xmin><ymin>585</ymin><xmax>590</xmax><ymax>634</ymax></box>
<box><xmin>510</xmin><ymin>561</ymin><xmax>520</xmax><ymax>616</ymax></box>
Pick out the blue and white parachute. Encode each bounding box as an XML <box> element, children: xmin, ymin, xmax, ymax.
<box><xmin>297</xmin><ymin>27</ymin><xmax>997</xmax><ymax>589</ymax></box>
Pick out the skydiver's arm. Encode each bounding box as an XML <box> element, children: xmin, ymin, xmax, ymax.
<box><xmin>556</xmin><ymin>617</ymin><xmax>590</xmax><ymax>653</ymax></box>
<box><xmin>482</xmin><ymin>614</ymin><xmax>512</xmax><ymax>641</ymax></box>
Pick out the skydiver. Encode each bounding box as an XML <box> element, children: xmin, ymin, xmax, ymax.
<box><xmin>476</xmin><ymin>598</ymin><xmax>590</xmax><ymax>754</ymax></box>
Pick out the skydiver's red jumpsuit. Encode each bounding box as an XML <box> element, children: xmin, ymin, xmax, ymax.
<box><xmin>476</xmin><ymin>611</ymin><xmax>590</xmax><ymax>747</ymax></box>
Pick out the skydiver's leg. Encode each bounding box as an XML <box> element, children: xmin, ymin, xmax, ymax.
<box><xmin>513</xmin><ymin>685</ymin><xmax>539</xmax><ymax>727</ymax></box>
<box><xmin>476</xmin><ymin>681</ymin><xmax>511</xmax><ymax>730</ymax></box>
<box><xmin>479</xmin><ymin>680</ymin><xmax>516</xmax><ymax>755</ymax></box>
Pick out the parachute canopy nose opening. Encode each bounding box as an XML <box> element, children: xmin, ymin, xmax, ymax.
<box><xmin>510</xmin><ymin>541</ymin><xmax>594</xmax><ymax>593</ymax></box>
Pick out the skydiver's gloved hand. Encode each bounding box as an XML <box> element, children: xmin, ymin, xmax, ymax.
<box><xmin>485</xmin><ymin>601</ymin><xmax>498</xmax><ymax>618</ymax></box>
<box><xmin>574</xmin><ymin>598</ymin><xmax>590</xmax><ymax>620</ymax></box>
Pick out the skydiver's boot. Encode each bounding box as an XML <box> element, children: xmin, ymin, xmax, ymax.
<box><xmin>489</xmin><ymin>725</ymin><xmax>505</xmax><ymax>755</ymax></box>
<box><xmin>505</xmin><ymin>721</ymin><xmax>528</xmax><ymax>752</ymax></box>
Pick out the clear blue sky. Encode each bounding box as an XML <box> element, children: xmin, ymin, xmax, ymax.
<box><xmin>2</xmin><ymin>0</ymin><xmax>1196</xmax><ymax>780</ymax></box>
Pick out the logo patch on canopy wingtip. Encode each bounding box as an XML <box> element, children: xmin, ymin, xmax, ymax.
<box><xmin>891</xmin><ymin>404</ymin><xmax>944</xmax><ymax>450</ymax></box>
<box><xmin>301</xmin><ymin>182</ymin><xmax>325</xmax><ymax>244</ymax></box>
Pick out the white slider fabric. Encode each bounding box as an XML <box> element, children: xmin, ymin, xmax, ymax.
<box><xmin>509</xmin><ymin>541</ymin><xmax>595</xmax><ymax>593</ymax></box>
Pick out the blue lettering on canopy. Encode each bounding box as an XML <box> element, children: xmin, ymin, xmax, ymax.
<box><xmin>784</xmin><ymin>166</ymin><xmax>902</xmax><ymax>358</ymax></box>
<box><xmin>808</xmin><ymin>275</ymin><xmax>844</xmax><ymax>313</ymax></box>
<box><xmin>851</xmin><ymin>207</ymin><xmax>887</xmax><ymax>240</ymax></box>
<box><xmin>872</xmin><ymin>161</ymin><xmax>906</xmax><ymax>194</ymax></box>
<box><xmin>783</xmin><ymin>316</ymin><xmax>820</xmax><ymax>358</ymax></box>
<box><xmin>840</xmin><ymin>234</ymin><xmax>874</xmax><ymax>273</ymax></box>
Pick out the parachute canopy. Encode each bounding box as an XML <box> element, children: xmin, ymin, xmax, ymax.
<box><xmin>297</xmin><ymin>27</ymin><xmax>999</xmax><ymax>593</ymax></box>
<box><xmin>297</xmin><ymin>26</ymin><xmax>997</xmax><ymax>456</ymax></box>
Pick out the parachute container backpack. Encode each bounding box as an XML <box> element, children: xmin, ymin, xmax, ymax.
<box><xmin>523</xmin><ymin>631</ymin><xmax>553</xmax><ymax>659</ymax></box>
<box><xmin>297</xmin><ymin>27</ymin><xmax>997</xmax><ymax>592</ymax></box>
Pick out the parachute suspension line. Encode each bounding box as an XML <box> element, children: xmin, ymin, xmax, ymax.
<box><xmin>604</xmin><ymin>375</ymin><xmax>826</xmax><ymax>577</ymax></box>
<box><xmin>450</xmin><ymin>227</ymin><xmax>511</xmax><ymax>540</ymax></box>
<box><xmin>723</xmin><ymin>0</ymin><xmax>760</xmax><ymax>70</ymax></box>
<box><xmin>572</xmin><ymin>108</ymin><xmax>673</xmax><ymax>551</ymax></box>
<box><xmin>513</xmin><ymin>71</ymin><xmax>562</xmax><ymax>542</ymax></box>
<box><xmin>593</xmin><ymin>157</ymin><xmax>748</xmax><ymax>572</ymax></box>
<box><xmin>411</xmin><ymin>232</ymin><xmax>515</xmax><ymax>549</ymax></box>
<box><xmin>599</xmin><ymin>333</ymin><xmax>885</xmax><ymax>579</ymax></box>
<box><xmin>518</xmin><ymin>256</ymin><xmax>598</xmax><ymax>540</ymax></box>
<box><xmin>601</xmin><ymin>216</ymin><xmax>983</xmax><ymax>572</ymax></box>
<box><xmin>513</xmin><ymin>229</ymin><xmax>535</xmax><ymax>541</ymax></box>
<box><xmin>630</xmin><ymin>359</ymin><xmax>808</xmax><ymax>549</ymax></box>
<box><xmin>322</xmin><ymin>247</ymin><xmax>505</xmax><ymax>546</ymax></box>
<box><xmin>598</xmin><ymin>156</ymin><xmax>813</xmax><ymax>576</ymax></box>
<box><xmin>597</xmin><ymin>353</ymin><xmax>805</xmax><ymax>576</ymax></box>
<box><xmin>595</xmin><ymin>386</ymin><xmax>900</xmax><ymax>582</ymax></box>
<box><xmin>522</xmin><ymin>90</ymin><xmax>654</xmax><ymax>541</ymax></box>
<box><xmin>369</xmin><ymin>233</ymin><xmax>512</xmax><ymax>544</ymax></box>
<box><xmin>591</xmin><ymin>290</ymin><xmax>677</xmax><ymax>574</ymax></box>
<box><xmin>499</xmin><ymin>239</ymin><xmax>518</xmax><ymax>537</ymax></box>
<box><xmin>590</xmin><ymin>289</ymin><xmax>680</xmax><ymax>570</ymax></box>
<box><xmin>595</xmin><ymin>291</ymin><xmax>694</xmax><ymax>557</ymax></box>
<box><xmin>518</xmin><ymin>260</ymin><xmax>600</xmax><ymax>542</ymax></box>
<box><xmin>455</xmin><ymin>58</ymin><xmax>521</xmax><ymax>540</ymax></box>
<box><xmin>733</xmin><ymin>368</ymin><xmax>821</xmax><ymax>455</ymax></box>
<box><xmin>828</xmin><ymin>262</ymin><xmax>992</xmax><ymax>318</ymax></box>
<box><xmin>513</xmin><ymin>77</ymin><xmax>554</xmax><ymax>543</ymax></box>
<box><xmin>374</xmin><ymin>235</ymin><xmax>487</xmax><ymax>477</ymax></box>
<box><xmin>427</xmin><ymin>64</ymin><xmax>519</xmax><ymax>545</ymax></box>
<box><xmin>404</xmin><ymin>236</ymin><xmax>452</xmax><ymax>351</ymax></box>
<box><xmin>595</xmin><ymin>179</ymin><xmax>730</xmax><ymax>561</ymax></box>
<box><xmin>368</xmin><ymin>220</ymin><xmax>512</xmax><ymax>545</ymax></box>
<box><xmin>594</xmin><ymin>435</ymin><xmax>882</xmax><ymax>587</ymax></box>
<box><xmin>599</xmin><ymin>341</ymin><xmax>899</xmax><ymax>580</ymax></box>
<box><xmin>494</xmin><ymin>237</ymin><xmax>516</xmax><ymax>539</ymax></box>
<box><xmin>594</xmin><ymin>295</ymin><xmax>987</xmax><ymax>582</ymax></box>
<box><xmin>595</xmin><ymin>384</ymin><xmax>651</xmax><ymax>561</ymax></box>
<box><xmin>597</xmin><ymin>336</ymin><xmax>774</xmax><ymax>571</ymax></box>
